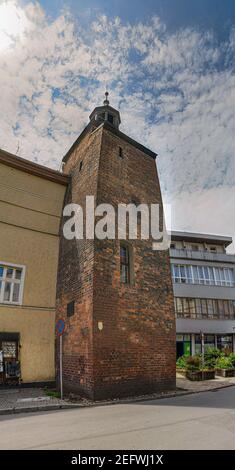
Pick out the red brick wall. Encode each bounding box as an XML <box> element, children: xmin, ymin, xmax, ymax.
<box><xmin>56</xmin><ymin>123</ymin><xmax>176</xmax><ymax>399</ymax></box>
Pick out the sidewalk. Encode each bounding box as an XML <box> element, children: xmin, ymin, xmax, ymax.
<box><xmin>0</xmin><ymin>376</ymin><xmax>235</xmax><ymax>416</ymax></box>
<box><xmin>0</xmin><ymin>387</ymin><xmax>78</xmax><ymax>415</ymax></box>
<box><xmin>177</xmin><ymin>372</ymin><xmax>235</xmax><ymax>393</ymax></box>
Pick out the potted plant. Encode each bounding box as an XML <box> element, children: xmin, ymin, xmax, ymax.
<box><xmin>216</xmin><ymin>356</ymin><xmax>235</xmax><ymax>377</ymax></box>
<box><xmin>186</xmin><ymin>355</ymin><xmax>215</xmax><ymax>381</ymax></box>
<box><xmin>186</xmin><ymin>356</ymin><xmax>201</xmax><ymax>381</ymax></box>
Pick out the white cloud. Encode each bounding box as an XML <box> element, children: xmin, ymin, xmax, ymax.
<box><xmin>0</xmin><ymin>0</ymin><xmax>234</xmax><ymax>241</ymax></box>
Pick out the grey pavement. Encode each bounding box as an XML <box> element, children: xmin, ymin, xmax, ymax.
<box><xmin>1</xmin><ymin>375</ymin><xmax>235</xmax><ymax>415</ymax></box>
<box><xmin>0</xmin><ymin>386</ymin><xmax>235</xmax><ymax>450</ymax></box>
<box><xmin>0</xmin><ymin>387</ymin><xmax>67</xmax><ymax>413</ymax></box>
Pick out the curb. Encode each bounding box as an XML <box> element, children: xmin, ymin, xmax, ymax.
<box><xmin>0</xmin><ymin>383</ymin><xmax>234</xmax><ymax>416</ymax></box>
<box><xmin>0</xmin><ymin>403</ymin><xmax>83</xmax><ymax>416</ymax></box>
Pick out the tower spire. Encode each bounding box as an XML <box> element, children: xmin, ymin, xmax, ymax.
<box><xmin>89</xmin><ymin>91</ymin><xmax>121</xmax><ymax>129</ymax></box>
<box><xmin>103</xmin><ymin>90</ymin><xmax>110</xmax><ymax>106</ymax></box>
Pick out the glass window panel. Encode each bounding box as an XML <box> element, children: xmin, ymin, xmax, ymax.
<box><xmin>213</xmin><ymin>299</ymin><xmax>218</xmax><ymax>317</ymax></box>
<box><xmin>183</xmin><ymin>334</ymin><xmax>190</xmax><ymax>341</ymax></box>
<box><xmin>204</xmin><ymin>267</ymin><xmax>209</xmax><ymax>278</ymax></box>
<box><xmin>204</xmin><ymin>335</ymin><xmax>215</xmax><ymax>352</ymax></box>
<box><xmin>214</xmin><ymin>267</ymin><xmax>220</xmax><ymax>284</ymax></box>
<box><xmin>176</xmin><ymin>298</ymin><xmax>183</xmax><ymax>313</ymax></box>
<box><xmin>198</xmin><ymin>266</ymin><xmax>204</xmax><ymax>283</ymax></box>
<box><xmin>208</xmin><ymin>267</ymin><xmax>214</xmax><ymax>283</ymax></box>
<box><xmin>217</xmin><ymin>335</ymin><xmax>233</xmax><ymax>354</ymax></box>
<box><xmin>3</xmin><ymin>282</ymin><xmax>11</xmax><ymax>301</ymax></box>
<box><xmin>0</xmin><ymin>266</ymin><xmax>3</xmax><ymax>278</ymax></box>
<box><xmin>180</xmin><ymin>265</ymin><xmax>186</xmax><ymax>281</ymax></box>
<box><xmin>176</xmin><ymin>334</ymin><xmax>184</xmax><ymax>342</ymax></box>
<box><xmin>12</xmin><ymin>283</ymin><xmax>20</xmax><ymax>302</ymax></box>
<box><xmin>192</xmin><ymin>266</ymin><xmax>198</xmax><ymax>283</ymax></box>
<box><xmin>219</xmin><ymin>268</ymin><xmax>226</xmax><ymax>285</ymax></box>
<box><xmin>229</xmin><ymin>269</ymin><xmax>235</xmax><ymax>285</ymax></box>
<box><xmin>195</xmin><ymin>299</ymin><xmax>202</xmax><ymax>316</ymax></box>
<box><xmin>207</xmin><ymin>299</ymin><xmax>214</xmax><ymax>317</ymax></box>
<box><xmin>6</xmin><ymin>268</ymin><xmax>13</xmax><ymax>279</ymax></box>
<box><xmin>201</xmin><ymin>299</ymin><xmax>207</xmax><ymax>315</ymax></box>
<box><xmin>188</xmin><ymin>298</ymin><xmax>196</xmax><ymax>314</ymax></box>
<box><xmin>174</xmin><ymin>265</ymin><xmax>179</xmax><ymax>278</ymax></box>
<box><xmin>186</xmin><ymin>266</ymin><xmax>193</xmax><ymax>282</ymax></box>
<box><xmin>218</xmin><ymin>300</ymin><xmax>224</xmax><ymax>317</ymax></box>
<box><xmin>15</xmin><ymin>269</ymin><xmax>22</xmax><ymax>280</ymax></box>
<box><xmin>223</xmin><ymin>300</ymin><xmax>229</xmax><ymax>318</ymax></box>
<box><xmin>183</xmin><ymin>298</ymin><xmax>189</xmax><ymax>312</ymax></box>
<box><xmin>195</xmin><ymin>335</ymin><xmax>201</xmax><ymax>355</ymax></box>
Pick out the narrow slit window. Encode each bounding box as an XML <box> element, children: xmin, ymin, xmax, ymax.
<box><xmin>120</xmin><ymin>245</ymin><xmax>130</xmax><ymax>284</ymax></box>
<box><xmin>119</xmin><ymin>147</ymin><xmax>123</xmax><ymax>159</ymax></box>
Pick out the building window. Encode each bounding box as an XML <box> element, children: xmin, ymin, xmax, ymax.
<box><xmin>174</xmin><ymin>297</ymin><xmax>235</xmax><ymax>320</ymax></box>
<box><xmin>79</xmin><ymin>161</ymin><xmax>83</xmax><ymax>172</ymax></box>
<box><xmin>119</xmin><ymin>146</ymin><xmax>123</xmax><ymax>159</ymax></box>
<box><xmin>172</xmin><ymin>263</ymin><xmax>235</xmax><ymax>287</ymax></box>
<box><xmin>217</xmin><ymin>335</ymin><xmax>233</xmax><ymax>354</ymax></box>
<box><xmin>107</xmin><ymin>113</ymin><xmax>114</xmax><ymax>124</ymax></box>
<box><xmin>67</xmin><ymin>300</ymin><xmax>75</xmax><ymax>317</ymax></box>
<box><xmin>171</xmin><ymin>264</ymin><xmax>193</xmax><ymax>284</ymax></box>
<box><xmin>120</xmin><ymin>244</ymin><xmax>130</xmax><ymax>284</ymax></box>
<box><xmin>176</xmin><ymin>334</ymin><xmax>191</xmax><ymax>358</ymax></box>
<box><xmin>0</xmin><ymin>264</ymin><xmax>25</xmax><ymax>304</ymax></box>
<box><xmin>195</xmin><ymin>334</ymin><xmax>216</xmax><ymax>355</ymax></box>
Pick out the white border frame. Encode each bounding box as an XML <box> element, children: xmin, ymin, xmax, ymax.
<box><xmin>0</xmin><ymin>261</ymin><xmax>26</xmax><ymax>306</ymax></box>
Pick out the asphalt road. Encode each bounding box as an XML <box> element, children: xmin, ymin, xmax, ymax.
<box><xmin>0</xmin><ymin>386</ymin><xmax>235</xmax><ymax>450</ymax></box>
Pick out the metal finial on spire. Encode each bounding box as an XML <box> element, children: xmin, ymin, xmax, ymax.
<box><xmin>103</xmin><ymin>91</ymin><xmax>109</xmax><ymax>106</ymax></box>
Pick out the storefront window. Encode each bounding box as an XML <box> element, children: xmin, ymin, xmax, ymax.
<box><xmin>204</xmin><ymin>334</ymin><xmax>215</xmax><ymax>351</ymax></box>
<box><xmin>217</xmin><ymin>335</ymin><xmax>233</xmax><ymax>354</ymax></box>
<box><xmin>176</xmin><ymin>334</ymin><xmax>191</xmax><ymax>358</ymax></box>
<box><xmin>195</xmin><ymin>335</ymin><xmax>201</xmax><ymax>355</ymax></box>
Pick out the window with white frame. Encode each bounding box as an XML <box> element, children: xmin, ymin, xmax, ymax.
<box><xmin>172</xmin><ymin>264</ymin><xmax>235</xmax><ymax>287</ymax></box>
<box><xmin>0</xmin><ymin>264</ymin><xmax>25</xmax><ymax>304</ymax></box>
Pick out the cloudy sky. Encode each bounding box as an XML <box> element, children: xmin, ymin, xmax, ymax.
<box><xmin>0</xmin><ymin>0</ymin><xmax>235</xmax><ymax>250</ymax></box>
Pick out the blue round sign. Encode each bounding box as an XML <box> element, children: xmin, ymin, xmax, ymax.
<box><xmin>56</xmin><ymin>318</ymin><xmax>65</xmax><ymax>336</ymax></box>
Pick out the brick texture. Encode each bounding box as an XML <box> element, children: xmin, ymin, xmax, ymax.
<box><xmin>56</xmin><ymin>122</ymin><xmax>176</xmax><ymax>400</ymax></box>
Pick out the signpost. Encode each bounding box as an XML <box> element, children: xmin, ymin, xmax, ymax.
<box><xmin>55</xmin><ymin>318</ymin><xmax>65</xmax><ymax>400</ymax></box>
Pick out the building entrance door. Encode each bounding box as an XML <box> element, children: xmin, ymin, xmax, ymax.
<box><xmin>0</xmin><ymin>333</ymin><xmax>20</xmax><ymax>385</ymax></box>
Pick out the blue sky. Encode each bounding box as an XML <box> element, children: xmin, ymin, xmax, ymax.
<box><xmin>38</xmin><ymin>0</ymin><xmax>235</xmax><ymax>38</ymax></box>
<box><xmin>0</xmin><ymin>0</ymin><xmax>235</xmax><ymax>248</ymax></box>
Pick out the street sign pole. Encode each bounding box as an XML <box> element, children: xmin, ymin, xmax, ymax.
<box><xmin>60</xmin><ymin>334</ymin><xmax>63</xmax><ymax>400</ymax></box>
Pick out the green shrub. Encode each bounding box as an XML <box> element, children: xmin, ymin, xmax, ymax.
<box><xmin>216</xmin><ymin>356</ymin><xmax>233</xmax><ymax>369</ymax></box>
<box><xmin>229</xmin><ymin>353</ymin><xmax>235</xmax><ymax>368</ymax></box>
<box><xmin>186</xmin><ymin>355</ymin><xmax>201</xmax><ymax>371</ymax></box>
<box><xmin>176</xmin><ymin>355</ymin><xmax>187</xmax><ymax>369</ymax></box>
<box><xmin>204</xmin><ymin>348</ymin><xmax>222</xmax><ymax>369</ymax></box>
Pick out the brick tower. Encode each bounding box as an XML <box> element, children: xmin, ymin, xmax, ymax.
<box><xmin>56</xmin><ymin>93</ymin><xmax>176</xmax><ymax>399</ymax></box>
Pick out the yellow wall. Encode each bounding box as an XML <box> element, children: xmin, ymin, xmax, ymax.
<box><xmin>0</xmin><ymin>161</ymin><xmax>66</xmax><ymax>383</ymax></box>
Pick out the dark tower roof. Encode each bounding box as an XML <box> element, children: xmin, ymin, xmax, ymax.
<box><xmin>89</xmin><ymin>92</ymin><xmax>121</xmax><ymax>130</ymax></box>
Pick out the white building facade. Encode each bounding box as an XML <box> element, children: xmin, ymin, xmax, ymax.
<box><xmin>170</xmin><ymin>232</ymin><xmax>235</xmax><ymax>357</ymax></box>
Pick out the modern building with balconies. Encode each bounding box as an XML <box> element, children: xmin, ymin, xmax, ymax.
<box><xmin>170</xmin><ymin>231</ymin><xmax>235</xmax><ymax>358</ymax></box>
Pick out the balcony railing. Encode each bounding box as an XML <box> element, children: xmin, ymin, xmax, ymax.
<box><xmin>170</xmin><ymin>248</ymin><xmax>235</xmax><ymax>264</ymax></box>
